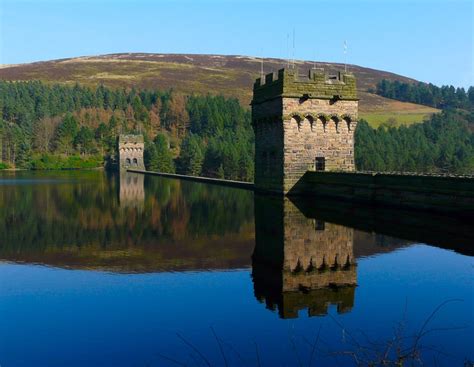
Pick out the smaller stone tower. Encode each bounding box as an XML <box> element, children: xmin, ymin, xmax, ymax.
<box><xmin>118</xmin><ymin>134</ymin><xmax>145</xmax><ymax>170</ymax></box>
<box><xmin>251</xmin><ymin>68</ymin><xmax>358</xmax><ymax>194</ymax></box>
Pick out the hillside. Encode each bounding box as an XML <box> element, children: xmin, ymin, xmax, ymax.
<box><xmin>0</xmin><ymin>53</ymin><xmax>439</xmax><ymax>125</ymax></box>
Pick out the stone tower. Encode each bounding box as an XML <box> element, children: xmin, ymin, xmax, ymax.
<box><xmin>251</xmin><ymin>68</ymin><xmax>358</xmax><ymax>194</ymax></box>
<box><xmin>118</xmin><ymin>134</ymin><xmax>145</xmax><ymax>171</ymax></box>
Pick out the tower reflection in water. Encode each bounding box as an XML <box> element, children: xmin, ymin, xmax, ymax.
<box><xmin>252</xmin><ymin>196</ymin><xmax>357</xmax><ymax>319</ymax></box>
<box><xmin>119</xmin><ymin>172</ymin><xmax>145</xmax><ymax>209</ymax></box>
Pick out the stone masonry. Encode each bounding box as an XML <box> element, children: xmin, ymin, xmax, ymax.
<box><xmin>252</xmin><ymin>68</ymin><xmax>358</xmax><ymax>193</ymax></box>
<box><xmin>118</xmin><ymin>134</ymin><xmax>145</xmax><ymax>171</ymax></box>
<box><xmin>252</xmin><ymin>196</ymin><xmax>357</xmax><ymax>318</ymax></box>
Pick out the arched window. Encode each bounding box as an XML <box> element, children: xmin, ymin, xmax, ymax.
<box><xmin>133</xmin><ymin>158</ymin><xmax>138</xmax><ymax>165</ymax></box>
<box><xmin>126</xmin><ymin>158</ymin><xmax>131</xmax><ymax>165</ymax></box>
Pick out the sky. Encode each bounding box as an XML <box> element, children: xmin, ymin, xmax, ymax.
<box><xmin>0</xmin><ymin>0</ymin><xmax>472</xmax><ymax>88</ymax></box>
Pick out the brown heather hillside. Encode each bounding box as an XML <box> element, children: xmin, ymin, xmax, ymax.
<box><xmin>0</xmin><ymin>53</ymin><xmax>439</xmax><ymax>124</ymax></box>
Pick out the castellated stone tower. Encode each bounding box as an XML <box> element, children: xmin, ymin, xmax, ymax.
<box><xmin>251</xmin><ymin>68</ymin><xmax>358</xmax><ymax>194</ymax></box>
<box><xmin>118</xmin><ymin>134</ymin><xmax>145</xmax><ymax>171</ymax></box>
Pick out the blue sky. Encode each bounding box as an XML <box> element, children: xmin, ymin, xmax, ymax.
<box><xmin>0</xmin><ymin>0</ymin><xmax>472</xmax><ymax>88</ymax></box>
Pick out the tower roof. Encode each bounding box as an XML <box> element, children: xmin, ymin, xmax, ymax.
<box><xmin>252</xmin><ymin>68</ymin><xmax>358</xmax><ymax>104</ymax></box>
<box><xmin>118</xmin><ymin>134</ymin><xmax>144</xmax><ymax>144</ymax></box>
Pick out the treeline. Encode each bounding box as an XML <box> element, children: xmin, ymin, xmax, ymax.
<box><xmin>374</xmin><ymin>79</ymin><xmax>474</xmax><ymax>111</ymax></box>
<box><xmin>146</xmin><ymin>95</ymin><xmax>254</xmax><ymax>181</ymax></box>
<box><xmin>355</xmin><ymin>110</ymin><xmax>474</xmax><ymax>174</ymax></box>
<box><xmin>0</xmin><ymin>81</ymin><xmax>254</xmax><ymax>180</ymax></box>
<box><xmin>0</xmin><ymin>80</ymin><xmax>183</xmax><ymax>167</ymax></box>
<box><xmin>1</xmin><ymin>80</ymin><xmax>473</xmax><ymax>178</ymax></box>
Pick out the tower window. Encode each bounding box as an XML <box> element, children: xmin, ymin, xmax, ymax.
<box><xmin>315</xmin><ymin>157</ymin><xmax>325</xmax><ymax>171</ymax></box>
<box><xmin>315</xmin><ymin>220</ymin><xmax>325</xmax><ymax>231</ymax></box>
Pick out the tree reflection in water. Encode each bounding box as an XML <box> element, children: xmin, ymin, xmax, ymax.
<box><xmin>0</xmin><ymin>170</ymin><xmax>255</xmax><ymax>271</ymax></box>
<box><xmin>0</xmin><ymin>171</ymin><xmax>472</xmax><ymax>366</ymax></box>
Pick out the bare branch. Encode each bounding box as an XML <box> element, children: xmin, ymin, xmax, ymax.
<box><xmin>176</xmin><ymin>333</ymin><xmax>211</xmax><ymax>367</ymax></box>
<box><xmin>210</xmin><ymin>326</ymin><xmax>228</xmax><ymax>367</ymax></box>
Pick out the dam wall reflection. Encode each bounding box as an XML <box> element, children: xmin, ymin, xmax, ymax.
<box><xmin>252</xmin><ymin>196</ymin><xmax>357</xmax><ymax>318</ymax></box>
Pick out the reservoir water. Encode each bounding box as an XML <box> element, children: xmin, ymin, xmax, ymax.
<box><xmin>0</xmin><ymin>171</ymin><xmax>472</xmax><ymax>366</ymax></box>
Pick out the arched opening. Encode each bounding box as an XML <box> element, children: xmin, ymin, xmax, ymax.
<box><xmin>318</xmin><ymin>115</ymin><xmax>327</xmax><ymax>132</ymax></box>
<box><xmin>342</xmin><ymin>255</ymin><xmax>352</xmax><ymax>270</ymax></box>
<box><xmin>291</xmin><ymin>115</ymin><xmax>302</xmax><ymax>131</ymax></box>
<box><xmin>126</xmin><ymin>158</ymin><xmax>131</xmax><ymax>165</ymax></box>
<box><xmin>343</xmin><ymin>116</ymin><xmax>352</xmax><ymax>131</ymax></box>
<box><xmin>292</xmin><ymin>259</ymin><xmax>303</xmax><ymax>274</ymax></box>
<box><xmin>331</xmin><ymin>116</ymin><xmax>340</xmax><ymax>133</ymax></box>
<box><xmin>305</xmin><ymin>115</ymin><xmax>315</xmax><ymax>131</ymax></box>
<box><xmin>133</xmin><ymin>158</ymin><xmax>138</xmax><ymax>165</ymax></box>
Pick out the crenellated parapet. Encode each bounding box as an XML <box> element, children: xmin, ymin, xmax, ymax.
<box><xmin>253</xmin><ymin>260</ymin><xmax>356</xmax><ymax>318</ymax></box>
<box><xmin>252</xmin><ymin>68</ymin><xmax>357</xmax><ymax>106</ymax></box>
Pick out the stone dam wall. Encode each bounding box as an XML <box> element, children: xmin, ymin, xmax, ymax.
<box><xmin>131</xmin><ymin>169</ymin><xmax>473</xmax><ymax>215</ymax></box>
<box><xmin>289</xmin><ymin>171</ymin><xmax>474</xmax><ymax>216</ymax></box>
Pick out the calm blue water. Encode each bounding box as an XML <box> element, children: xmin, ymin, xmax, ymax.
<box><xmin>0</xmin><ymin>171</ymin><xmax>472</xmax><ymax>366</ymax></box>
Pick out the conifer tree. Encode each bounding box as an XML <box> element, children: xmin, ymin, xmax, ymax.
<box><xmin>177</xmin><ymin>134</ymin><xmax>203</xmax><ymax>176</ymax></box>
<box><xmin>154</xmin><ymin>133</ymin><xmax>175</xmax><ymax>173</ymax></box>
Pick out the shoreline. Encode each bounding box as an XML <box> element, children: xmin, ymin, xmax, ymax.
<box><xmin>0</xmin><ymin>166</ymin><xmax>105</xmax><ymax>172</ymax></box>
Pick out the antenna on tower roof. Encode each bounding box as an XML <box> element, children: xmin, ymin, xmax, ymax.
<box><xmin>344</xmin><ymin>40</ymin><xmax>348</xmax><ymax>73</ymax></box>
<box><xmin>292</xmin><ymin>28</ymin><xmax>295</xmax><ymax>69</ymax></box>
<box><xmin>286</xmin><ymin>33</ymin><xmax>290</xmax><ymax>69</ymax></box>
